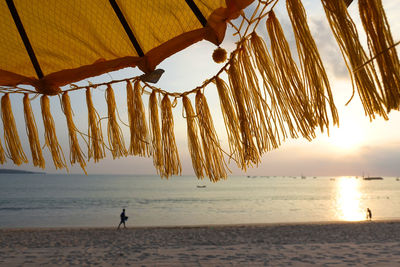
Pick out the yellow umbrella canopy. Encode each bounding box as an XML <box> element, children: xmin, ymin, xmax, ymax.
<box><xmin>0</xmin><ymin>0</ymin><xmax>399</xmax><ymax>180</ymax></box>
<box><xmin>0</xmin><ymin>0</ymin><xmax>253</xmax><ymax>92</ymax></box>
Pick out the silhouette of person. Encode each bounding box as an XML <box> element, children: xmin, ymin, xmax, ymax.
<box><xmin>366</xmin><ymin>208</ymin><xmax>372</xmax><ymax>220</ymax></box>
<box><xmin>117</xmin><ymin>208</ymin><xmax>128</xmax><ymax>229</ymax></box>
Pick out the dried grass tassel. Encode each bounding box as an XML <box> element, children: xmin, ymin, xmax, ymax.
<box><xmin>182</xmin><ymin>95</ymin><xmax>205</xmax><ymax>179</ymax></box>
<box><xmin>86</xmin><ymin>88</ymin><xmax>105</xmax><ymax>162</ymax></box>
<box><xmin>127</xmin><ymin>81</ymin><xmax>150</xmax><ymax>157</ymax></box>
<box><xmin>41</xmin><ymin>95</ymin><xmax>67</xmax><ymax>169</ymax></box>
<box><xmin>266</xmin><ymin>11</ymin><xmax>316</xmax><ymax>139</ymax></box>
<box><xmin>228</xmin><ymin>59</ymin><xmax>260</xmax><ymax>166</ymax></box>
<box><xmin>214</xmin><ymin>77</ymin><xmax>244</xmax><ymax>167</ymax></box>
<box><xmin>23</xmin><ymin>93</ymin><xmax>45</xmax><ymax>168</ymax></box>
<box><xmin>249</xmin><ymin>32</ymin><xmax>292</xmax><ymax>142</ymax></box>
<box><xmin>287</xmin><ymin>0</ymin><xmax>339</xmax><ymax>131</ymax></box>
<box><xmin>149</xmin><ymin>91</ymin><xmax>163</xmax><ymax>175</ymax></box>
<box><xmin>195</xmin><ymin>91</ymin><xmax>227</xmax><ymax>182</ymax></box>
<box><xmin>0</xmin><ymin>93</ymin><xmax>27</xmax><ymax>165</ymax></box>
<box><xmin>238</xmin><ymin>41</ymin><xmax>278</xmax><ymax>153</ymax></box>
<box><xmin>161</xmin><ymin>94</ymin><xmax>181</xmax><ymax>178</ymax></box>
<box><xmin>61</xmin><ymin>92</ymin><xmax>87</xmax><ymax>174</ymax></box>
<box><xmin>0</xmin><ymin>137</ymin><xmax>5</xmax><ymax>164</ymax></box>
<box><xmin>359</xmin><ymin>0</ymin><xmax>400</xmax><ymax>112</ymax></box>
<box><xmin>106</xmin><ymin>84</ymin><xmax>127</xmax><ymax>159</ymax></box>
<box><xmin>321</xmin><ymin>0</ymin><xmax>387</xmax><ymax>120</ymax></box>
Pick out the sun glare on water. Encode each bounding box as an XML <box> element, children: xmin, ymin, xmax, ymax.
<box><xmin>335</xmin><ymin>177</ymin><xmax>365</xmax><ymax>221</ymax></box>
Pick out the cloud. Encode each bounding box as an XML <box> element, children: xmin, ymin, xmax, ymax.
<box><xmin>358</xmin><ymin>144</ymin><xmax>400</xmax><ymax>175</ymax></box>
<box><xmin>242</xmin><ymin>141</ymin><xmax>400</xmax><ymax>177</ymax></box>
<box><xmin>308</xmin><ymin>18</ymin><xmax>349</xmax><ymax>80</ymax></box>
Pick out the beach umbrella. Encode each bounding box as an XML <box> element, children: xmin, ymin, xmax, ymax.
<box><xmin>0</xmin><ymin>0</ymin><xmax>399</xmax><ymax>180</ymax></box>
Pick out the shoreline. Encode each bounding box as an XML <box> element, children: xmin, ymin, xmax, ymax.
<box><xmin>2</xmin><ymin>218</ymin><xmax>400</xmax><ymax>230</ymax></box>
<box><xmin>1</xmin><ymin>220</ymin><xmax>400</xmax><ymax>266</ymax></box>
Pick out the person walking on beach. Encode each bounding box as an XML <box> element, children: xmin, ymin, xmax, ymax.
<box><xmin>117</xmin><ymin>208</ymin><xmax>128</xmax><ymax>229</ymax></box>
<box><xmin>366</xmin><ymin>208</ymin><xmax>372</xmax><ymax>220</ymax></box>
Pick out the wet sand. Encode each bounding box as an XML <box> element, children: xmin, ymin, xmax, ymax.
<box><xmin>1</xmin><ymin>220</ymin><xmax>400</xmax><ymax>266</ymax></box>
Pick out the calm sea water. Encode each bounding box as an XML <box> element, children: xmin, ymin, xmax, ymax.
<box><xmin>0</xmin><ymin>174</ymin><xmax>399</xmax><ymax>228</ymax></box>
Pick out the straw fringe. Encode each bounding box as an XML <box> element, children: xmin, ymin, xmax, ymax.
<box><xmin>40</xmin><ymin>95</ymin><xmax>67</xmax><ymax>169</ymax></box>
<box><xmin>127</xmin><ymin>81</ymin><xmax>150</xmax><ymax>157</ymax></box>
<box><xmin>214</xmin><ymin>77</ymin><xmax>244</xmax><ymax>167</ymax></box>
<box><xmin>126</xmin><ymin>81</ymin><xmax>134</xmax><ymax>153</ymax></box>
<box><xmin>86</xmin><ymin>88</ymin><xmax>105</xmax><ymax>162</ymax></box>
<box><xmin>249</xmin><ymin>32</ymin><xmax>290</xmax><ymax>143</ymax></box>
<box><xmin>195</xmin><ymin>91</ymin><xmax>227</xmax><ymax>182</ymax></box>
<box><xmin>0</xmin><ymin>137</ymin><xmax>5</xmax><ymax>164</ymax></box>
<box><xmin>161</xmin><ymin>95</ymin><xmax>181</xmax><ymax>178</ymax></box>
<box><xmin>106</xmin><ymin>84</ymin><xmax>127</xmax><ymax>159</ymax></box>
<box><xmin>359</xmin><ymin>0</ymin><xmax>400</xmax><ymax>112</ymax></box>
<box><xmin>321</xmin><ymin>0</ymin><xmax>387</xmax><ymax>120</ymax></box>
<box><xmin>149</xmin><ymin>91</ymin><xmax>163</xmax><ymax>174</ymax></box>
<box><xmin>23</xmin><ymin>93</ymin><xmax>45</xmax><ymax>168</ymax></box>
<box><xmin>61</xmin><ymin>92</ymin><xmax>87</xmax><ymax>174</ymax></box>
<box><xmin>266</xmin><ymin>11</ymin><xmax>316</xmax><ymax>140</ymax></box>
<box><xmin>228</xmin><ymin>58</ymin><xmax>260</xmax><ymax>166</ymax></box>
<box><xmin>182</xmin><ymin>95</ymin><xmax>205</xmax><ymax>179</ymax></box>
<box><xmin>238</xmin><ymin>41</ymin><xmax>279</xmax><ymax>153</ymax></box>
<box><xmin>287</xmin><ymin>0</ymin><xmax>339</xmax><ymax>132</ymax></box>
<box><xmin>1</xmin><ymin>93</ymin><xmax>27</xmax><ymax>165</ymax></box>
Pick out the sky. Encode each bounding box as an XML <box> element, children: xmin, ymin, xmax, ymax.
<box><xmin>2</xmin><ymin>0</ymin><xmax>400</xmax><ymax>177</ymax></box>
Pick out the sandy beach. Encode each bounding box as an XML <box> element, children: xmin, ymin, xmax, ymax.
<box><xmin>1</xmin><ymin>221</ymin><xmax>400</xmax><ymax>266</ymax></box>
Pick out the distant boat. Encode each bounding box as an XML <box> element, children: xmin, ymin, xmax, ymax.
<box><xmin>396</xmin><ymin>178</ymin><xmax>399</xmax><ymax>181</ymax></box>
<box><xmin>363</xmin><ymin>177</ymin><xmax>383</xmax><ymax>180</ymax></box>
<box><xmin>301</xmin><ymin>175</ymin><xmax>306</xmax><ymax>179</ymax></box>
<box><xmin>196</xmin><ymin>185</ymin><xmax>207</xmax><ymax>188</ymax></box>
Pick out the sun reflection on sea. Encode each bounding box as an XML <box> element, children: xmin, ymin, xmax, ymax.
<box><xmin>335</xmin><ymin>177</ymin><xmax>365</xmax><ymax>221</ymax></box>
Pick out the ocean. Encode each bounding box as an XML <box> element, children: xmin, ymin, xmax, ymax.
<box><xmin>0</xmin><ymin>174</ymin><xmax>399</xmax><ymax>228</ymax></box>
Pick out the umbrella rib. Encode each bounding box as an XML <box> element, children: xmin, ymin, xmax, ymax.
<box><xmin>345</xmin><ymin>0</ymin><xmax>354</xmax><ymax>6</ymax></box>
<box><xmin>184</xmin><ymin>0</ymin><xmax>207</xmax><ymax>27</ymax></box>
<box><xmin>109</xmin><ymin>0</ymin><xmax>144</xmax><ymax>57</ymax></box>
<box><xmin>6</xmin><ymin>0</ymin><xmax>44</xmax><ymax>79</ymax></box>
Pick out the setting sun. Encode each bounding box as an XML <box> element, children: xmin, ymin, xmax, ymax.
<box><xmin>328</xmin><ymin>121</ymin><xmax>366</xmax><ymax>150</ymax></box>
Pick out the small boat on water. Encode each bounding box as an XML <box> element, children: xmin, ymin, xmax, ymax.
<box><xmin>196</xmin><ymin>185</ymin><xmax>207</xmax><ymax>188</ymax></box>
<box><xmin>363</xmin><ymin>177</ymin><xmax>383</xmax><ymax>180</ymax></box>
